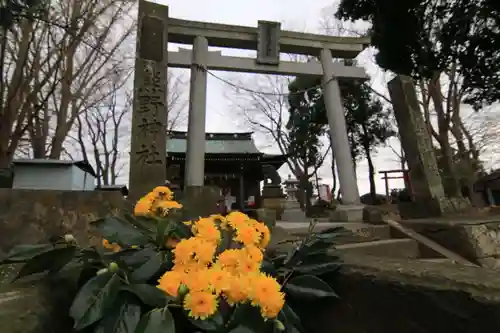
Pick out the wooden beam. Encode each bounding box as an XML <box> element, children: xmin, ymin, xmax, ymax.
<box><xmin>168</xmin><ymin>49</ymin><xmax>368</xmax><ymax>80</ymax></box>
<box><xmin>168</xmin><ymin>18</ymin><xmax>370</xmax><ymax>58</ymax></box>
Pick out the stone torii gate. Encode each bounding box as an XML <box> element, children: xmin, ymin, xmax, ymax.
<box><xmin>129</xmin><ymin>0</ymin><xmax>370</xmax><ymax>221</ymax></box>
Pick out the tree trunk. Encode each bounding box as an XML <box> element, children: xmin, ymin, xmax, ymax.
<box><xmin>366</xmin><ymin>147</ymin><xmax>377</xmax><ymax>200</ymax></box>
<box><xmin>361</xmin><ymin>125</ymin><xmax>376</xmax><ymax>201</ymax></box>
<box><xmin>329</xmin><ymin>134</ymin><xmax>337</xmax><ymax>196</ymax></box>
<box><xmin>428</xmin><ymin>74</ymin><xmax>461</xmax><ymax>197</ymax></box>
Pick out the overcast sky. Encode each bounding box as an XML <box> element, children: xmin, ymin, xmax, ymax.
<box><xmin>152</xmin><ymin>0</ymin><xmax>425</xmax><ymax>196</ymax></box>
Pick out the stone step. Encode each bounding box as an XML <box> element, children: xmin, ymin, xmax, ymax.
<box><xmin>276</xmin><ymin>222</ymin><xmax>391</xmax><ymax>245</ymax></box>
<box><xmin>333</xmin><ymin>238</ymin><xmax>420</xmax><ymax>259</ymax></box>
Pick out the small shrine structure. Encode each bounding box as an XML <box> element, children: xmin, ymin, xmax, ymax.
<box><xmin>165</xmin><ymin>131</ymin><xmax>286</xmax><ymax>210</ymax></box>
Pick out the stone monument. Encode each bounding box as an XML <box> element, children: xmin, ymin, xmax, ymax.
<box><xmin>281</xmin><ymin>175</ymin><xmax>307</xmax><ymax>222</ymax></box>
<box><xmin>128</xmin><ymin>1</ymin><xmax>168</xmax><ymax>201</ymax></box>
<box><xmin>388</xmin><ymin>75</ymin><xmax>470</xmax><ymax>218</ymax></box>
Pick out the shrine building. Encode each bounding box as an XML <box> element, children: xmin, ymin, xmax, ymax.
<box><xmin>165</xmin><ymin>131</ymin><xmax>287</xmax><ymax>210</ymax></box>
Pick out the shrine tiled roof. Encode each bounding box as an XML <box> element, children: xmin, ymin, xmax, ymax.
<box><xmin>166</xmin><ymin>131</ymin><xmax>261</xmax><ymax>155</ymax></box>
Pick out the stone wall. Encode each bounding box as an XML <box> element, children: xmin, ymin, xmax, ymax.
<box><xmin>296</xmin><ymin>254</ymin><xmax>500</xmax><ymax>333</ymax></box>
<box><xmin>0</xmin><ymin>189</ymin><xmax>126</xmax><ymax>333</ymax></box>
<box><xmin>399</xmin><ymin>218</ymin><xmax>500</xmax><ymax>268</ymax></box>
<box><xmin>2</xmin><ymin>190</ymin><xmax>500</xmax><ymax>333</ymax></box>
<box><xmin>0</xmin><ymin>189</ymin><xmax>126</xmax><ymax>255</ymax></box>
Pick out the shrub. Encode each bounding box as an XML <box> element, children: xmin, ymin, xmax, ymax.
<box><xmin>0</xmin><ymin>186</ymin><xmax>341</xmax><ymax>333</ymax></box>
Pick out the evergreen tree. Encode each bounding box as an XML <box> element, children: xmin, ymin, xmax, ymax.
<box><xmin>287</xmin><ymin>81</ymin><xmax>327</xmax><ymax>213</ymax></box>
<box><xmin>336</xmin><ymin>0</ymin><xmax>499</xmax><ymax>199</ymax></box>
<box><xmin>288</xmin><ymin>76</ymin><xmax>394</xmax><ymax>202</ymax></box>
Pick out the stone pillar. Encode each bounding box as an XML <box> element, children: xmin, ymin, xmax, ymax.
<box><xmin>128</xmin><ymin>1</ymin><xmax>168</xmax><ymax>201</ymax></box>
<box><xmin>320</xmin><ymin>49</ymin><xmax>363</xmax><ymax>222</ymax></box>
<box><xmin>388</xmin><ymin>75</ymin><xmax>470</xmax><ymax>218</ymax></box>
<box><xmin>320</xmin><ymin>49</ymin><xmax>360</xmax><ymax>205</ymax></box>
<box><xmin>185</xmin><ymin>36</ymin><xmax>209</xmax><ymax>187</ymax></box>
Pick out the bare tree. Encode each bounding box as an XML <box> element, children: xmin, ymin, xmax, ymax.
<box><xmin>71</xmin><ymin>69</ymin><xmax>187</xmax><ymax>186</ymax></box>
<box><xmin>74</xmin><ymin>71</ymin><xmax>130</xmax><ymax>186</ymax></box>
<box><xmin>0</xmin><ymin>0</ymin><xmax>136</xmax><ymax>168</ymax></box>
<box><xmin>166</xmin><ymin>70</ymin><xmax>188</xmax><ymax>131</ymax></box>
<box><xmin>227</xmin><ymin>74</ymin><xmax>331</xmax><ymax>187</ymax></box>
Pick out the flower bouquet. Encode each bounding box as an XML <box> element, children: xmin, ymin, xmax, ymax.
<box><xmin>1</xmin><ymin>186</ymin><xmax>341</xmax><ymax>333</ymax></box>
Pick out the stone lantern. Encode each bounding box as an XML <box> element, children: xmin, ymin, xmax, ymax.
<box><xmin>283</xmin><ymin>174</ymin><xmax>300</xmax><ymax>201</ymax></box>
<box><xmin>281</xmin><ymin>174</ymin><xmax>306</xmax><ymax>222</ymax></box>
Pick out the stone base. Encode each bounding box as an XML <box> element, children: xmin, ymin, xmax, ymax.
<box><xmin>280</xmin><ymin>200</ymin><xmax>307</xmax><ymax>222</ymax></box>
<box><xmin>304</xmin><ymin>254</ymin><xmax>500</xmax><ymax>333</ymax></box>
<box><xmin>329</xmin><ymin>204</ymin><xmax>364</xmax><ymax>222</ymax></box>
<box><xmin>180</xmin><ymin>186</ymin><xmax>222</xmax><ymax>220</ymax></box>
<box><xmin>261</xmin><ymin>197</ymin><xmax>285</xmax><ymax>221</ymax></box>
<box><xmin>398</xmin><ymin>218</ymin><xmax>500</xmax><ymax>268</ymax></box>
<box><xmin>256</xmin><ymin>208</ymin><xmax>276</xmax><ymax>230</ymax></box>
<box><xmin>261</xmin><ymin>185</ymin><xmax>284</xmax><ymax>198</ymax></box>
<box><xmin>399</xmin><ymin>196</ymin><xmax>471</xmax><ymax>219</ymax></box>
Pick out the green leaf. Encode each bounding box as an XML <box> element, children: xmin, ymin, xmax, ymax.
<box><xmin>123</xmin><ymin>213</ymin><xmax>156</xmax><ymax>234</ymax></box>
<box><xmin>227</xmin><ymin>304</ymin><xmax>266</xmax><ymax>332</ymax></box>
<box><xmin>121</xmin><ymin>284</ymin><xmax>169</xmax><ymax>308</ymax></box>
<box><xmin>117</xmin><ymin>248</ymin><xmax>154</xmax><ymax>268</ymax></box>
<box><xmin>281</xmin><ymin>304</ymin><xmax>303</xmax><ymax>332</ymax></box>
<box><xmin>294</xmin><ymin>261</ymin><xmax>341</xmax><ymax>276</ymax></box>
<box><xmin>15</xmin><ymin>246</ymin><xmax>77</xmax><ymax>280</ymax></box>
<box><xmin>94</xmin><ymin>292</ymin><xmax>142</xmax><ymax>333</ymax></box>
<box><xmin>189</xmin><ymin>312</ymin><xmax>224</xmax><ymax>331</ymax></box>
<box><xmin>284</xmin><ymin>275</ymin><xmax>338</xmax><ymax>300</ymax></box>
<box><xmin>228</xmin><ymin>327</ymin><xmax>254</xmax><ymax>333</ymax></box>
<box><xmin>135</xmin><ymin>308</ymin><xmax>175</xmax><ymax>333</ymax></box>
<box><xmin>171</xmin><ymin>219</ymin><xmax>192</xmax><ymax>239</ymax></box>
<box><xmin>70</xmin><ymin>272</ymin><xmax>122</xmax><ymax>329</ymax></box>
<box><xmin>92</xmin><ymin>216</ymin><xmax>149</xmax><ymax>247</ymax></box>
<box><xmin>155</xmin><ymin>217</ymin><xmax>170</xmax><ymax>247</ymax></box>
<box><xmin>260</xmin><ymin>260</ymin><xmax>277</xmax><ymax>275</ymax></box>
<box><xmin>130</xmin><ymin>251</ymin><xmax>164</xmax><ymax>283</ymax></box>
<box><xmin>2</xmin><ymin>244</ymin><xmax>53</xmax><ymax>263</ymax></box>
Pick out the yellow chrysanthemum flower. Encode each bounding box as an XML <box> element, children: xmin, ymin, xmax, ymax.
<box><xmin>172</xmin><ymin>262</ymin><xmax>204</xmax><ymax>274</ymax></box>
<box><xmin>155</xmin><ymin>200</ymin><xmax>183</xmax><ymax>211</ymax></box>
<box><xmin>207</xmin><ymin>266</ymin><xmax>232</xmax><ymax>295</ymax></box>
<box><xmin>226</xmin><ymin>211</ymin><xmax>249</xmax><ymax>230</ymax></box>
<box><xmin>237</xmin><ymin>256</ymin><xmax>261</xmax><ymax>274</ymax></box>
<box><xmin>210</xmin><ymin>214</ymin><xmax>228</xmax><ymax>229</ymax></box>
<box><xmin>194</xmin><ymin>240</ymin><xmax>217</xmax><ymax>265</ymax></box>
<box><xmin>234</xmin><ymin>224</ymin><xmax>261</xmax><ymax>246</ymax></box>
<box><xmin>184</xmin><ymin>267</ymin><xmax>213</xmax><ymax>292</ymax></box>
<box><xmin>245</xmin><ymin>245</ymin><xmax>264</xmax><ymax>264</ymax></box>
<box><xmin>193</xmin><ymin>217</ymin><xmax>221</xmax><ymax>244</ymax></box>
<box><xmin>134</xmin><ymin>196</ymin><xmax>153</xmax><ymax>216</ymax></box>
<box><xmin>152</xmin><ymin>186</ymin><xmax>174</xmax><ymax>200</ymax></box>
<box><xmin>224</xmin><ymin>275</ymin><xmax>251</xmax><ymax>305</ymax></box>
<box><xmin>216</xmin><ymin>249</ymin><xmax>243</xmax><ymax>274</ymax></box>
<box><xmin>172</xmin><ymin>237</ymin><xmax>216</xmax><ymax>266</ymax></box>
<box><xmin>255</xmin><ymin>222</ymin><xmax>271</xmax><ymax>249</ymax></box>
<box><xmin>157</xmin><ymin>270</ymin><xmax>184</xmax><ymax>297</ymax></box>
<box><xmin>249</xmin><ymin>273</ymin><xmax>285</xmax><ymax>319</ymax></box>
<box><xmin>183</xmin><ymin>291</ymin><xmax>218</xmax><ymax>320</ymax></box>
<box><xmin>102</xmin><ymin>239</ymin><xmax>121</xmax><ymax>252</ymax></box>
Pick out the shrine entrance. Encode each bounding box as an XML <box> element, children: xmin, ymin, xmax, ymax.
<box><xmin>128</xmin><ymin>0</ymin><xmax>370</xmax><ymax>220</ymax></box>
